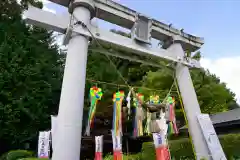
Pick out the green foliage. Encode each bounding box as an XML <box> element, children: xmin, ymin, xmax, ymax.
<box><xmin>142</xmin><ymin>65</ymin><xmax>236</xmax><ymax>115</ymax></box>
<box><xmin>103</xmin><ymin>133</ymin><xmax>240</xmax><ymax>160</ymax></box>
<box><xmin>103</xmin><ymin>153</ymin><xmax>141</xmax><ymax>160</ymax></box>
<box><xmin>141</xmin><ymin>142</ymin><xmax>155</xmax><ymax>160</ymax></box>
<box><xmin>191</xmin><ymin>51</ymin><xmax>202</xmax><ymax>61</ymax></box>
<box><xmin>0</xmin><ymin>0</ymin><xmax>63</xmax><ymax>154</ymax></box>
<box><xmin>141</xmin><ymin>134</ymin><xmax>240</xmax><ymax>160</ymax></box>
<box><xmin>0</xmin><ymin>150</ymin><xmax>49</xmax><ymax>160</ymax></box>
<box><xmin>191</xmin><ymin>69</ymin><xmax>236</xmax><ymax>113</ymax></box>
<box><xmin>141</xmin><ymin>69</ymin><xmax>174</xmax><ymax>100</ymax></box>
<box><xmin>0</xmin><ymin>150</ymin><xmax>33</xmax><ymax>160</ymax></box>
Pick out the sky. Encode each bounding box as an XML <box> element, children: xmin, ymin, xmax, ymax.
<box><xmin>40</xmin><ymin>0</ymin><xmax>240</xmax><ymax>103</ymax></box>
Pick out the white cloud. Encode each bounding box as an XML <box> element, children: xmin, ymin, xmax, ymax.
<box><xmin>200</xmin><ymin>56</ymin><xmax>240</xmax><ymax>104</ymax></box>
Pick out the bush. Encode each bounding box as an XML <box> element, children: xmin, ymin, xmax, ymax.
<box><xmin>2</xmin><ymin>134</ymin><xmax>240</xmax><ymax>160</ymax></box>
<box><xmin>0</xmin><ymin>150</ymin><xmax>49</xmax><ymax>160</ymax></box>
<box><xmin>141</xmin><ymin>133</ymin><xmax>240</xmax><ymax>160</ymax></box>
<box><xmin>0</xmin><ymin>150</ymin><xmax>33</xmax><ymax>160</ymax></box>
<box><xmin>104</xmin><ymin>153</ymin><xmax>141</xmax><ymax>160</ymax></box>
<box><xmin>220</xmin><ymin>134</ymin><xmax>240</xmax><ymax>158</ymax></box>
<box><xmin>0</xmin><ymin>153</ymin><xmax>8</xmax><ymax>160</ymax></box>
<box><xmin>141</xmin><ymin>143</ymin><xmax>155</xmax><ymax>160</ymax></box>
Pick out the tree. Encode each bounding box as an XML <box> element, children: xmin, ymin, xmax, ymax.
<box><xmin>84</xmin><ymin>29</ymin><xmax>237</xmax><ymax>125</ymax></box>
<box><xmin>192</xmin><ymin>69</ymin><xmax>236</xmax><ymax>113</ymax></box>
<box><xmin>142</xmin><ymin>52</ymin><xmax>236</xmax><ymax>115</ymax></box>
<box><xmin>0</xmin><ymin>0</ymin><xmax>63</xmax><ymax>154</ymax></box>
<box><xmin>228</xmin><ymin>101</ymin><xmax>240</xmax><ymax>110</ymax></box>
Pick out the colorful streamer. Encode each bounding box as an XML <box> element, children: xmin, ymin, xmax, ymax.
<box><xmin>95</xmin><ymin>135</ymin><xmax>103</xmax><ymax>160</ymax></box>
<box><xmin>85</xmin><ymin>86</ymin><xmax>103</xmax><ymax>136</ymax></box>
<box><xmin>172</xmin><ymin>121</ymin><xmax>178</xmax><ymax>134</ymax></box>
<box><xmin>144</xmin><ymin>95</ymin><xmax>161</xmax><ymax>135</ymax></box>
<box><xmin>159</xmin><ymin>110</ymin><xmax>168</xmax><ymax>134</ymax></box>
<box><xmin>166</xmin><ymin>97</ymin><xmax>178</xmax><ymax>135</ymax></box>
<box><xmin>167</xmin><ymin>122</ymin><xmax>174</xmax><ymax>134</ymax></box>
<box><xmin>133</xmin><ymin>93</ymin><xmax>144</xmax><ymax>137</ymax></box>
<box><xmin>112</xmin><ymin>130</ymin><xmax>123</xmax><ymax>160</ymax></box>
<box><xmin>150</xmin><ymin>95</ymin><xmax>161</xmax><ymax>104</ymax></box>
<box><xmin>144</xmin><ymin>111</ymin><xmax>152</xmax><ymax>135</ymax></box>
<box><xmin>112</xmin><ymin>91</ymin><xmax>125</xmax><ymax>136</ymax></box>
<box><xmin>152</xmin><ymin>132</ymin><xmax>170</xmax><ymax>160</ymax></box>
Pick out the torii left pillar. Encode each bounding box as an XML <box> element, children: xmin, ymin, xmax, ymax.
<box><xmin>52</xmin><ymin>0</ymin><xmax>95</xmax><ymax>160</ymax></box>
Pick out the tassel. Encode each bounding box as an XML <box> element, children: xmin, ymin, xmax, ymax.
<box><xmin>167</xmin><ymin>97</ymin><xmax>179</xmax><ymax>135</ymax></box>
<box><xmin>167</xmin><ymin>101</ymin><xmax>174</xmax><ymax>122</ymax></box>
<box><xmin>168</xmin><ymin>121</ymin><xmax>178</xmax><ymax>135</ymax></box>
<box><xmin>155</xmin><ymin>147</ymin><xmax>170</xmax><ymax>160</ymax></box>
<box><xmin>126</xmin><ymin>89</ymin><xmax>132</xmax><ymax>120</ymax></box>
<box><xmin>133</xmin><ymin>93</ymin><xmax>144</xmax><ymax>137</ymax></box>
<box><xmin>146</xmin><ymin>95</ymin><xmax>161</xmax><ymax>134</ymax></box>
<box><xmin>113</xmin><ymin>91</ymin><xmax>125</xmax><ymax>136</ymax></box>
<box><xmin>95</xmin><ymin>135</ymin><xmax>103</xmax><ymax>160</ymax></box>
<box><xmin>152</xmin><ymin>132</ymin><xmax>170</xmax><ymax>160</ymax></box>
<box><xmin>85</xmin><ymin>87</ymin><xmax>103</xmax><ymax>136</ymax></box>
<box><xmin>168</xmin><ymin>122</ymin><xmax>174</xmax><ymax>135</ymax></box>
<box><xmin>144</xmin><ymin>111</ymin><xmax>151</xmax><ymax>135</ymax></box>
<box><xmin>113</xmin><ymin>151</ymin><xmax>122</xmax><ymax>160</ymax></box>
<box><xmin>172</xmin><ymin>121</ymin><xmax>179</xmax><ymax>134</ymax></box>
<box><xmin>112</xmin><ymin>130</ymin><xmax>123</xmax><ymax>160</ymax></box>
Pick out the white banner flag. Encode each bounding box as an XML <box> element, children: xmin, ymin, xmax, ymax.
<box><xmin>38</xmin><ymin>131</ymin><xmax>50</xmax><ymax>158</ymax></box>
<box><xmin>51</xmin><ymin>115</ymin><xmax>58</xmax><ymax>151</ymax></box>
<box><xmin>152</xmin><ymin>132</ymin><xmax>166</xmax><ymax>148</ymax></box>
<box><xmin>95</xmin><ymin>135</ymin><xmax>103</xmax><ymax>152</ymax></box>
<box><xmin>111</xmin><ymin>131</ymin><xmax>122</xmax><ymax>151</ymax></box>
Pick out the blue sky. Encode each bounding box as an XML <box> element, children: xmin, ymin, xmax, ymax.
<box><xmin>121</xmin><ymin>0</ymin><xmax>240</xmax><ymax>59</ymax></box>
<box><xmin>46</xmin><ymin>0</ymin><xmax>240</xmax><ymax>59</ymax></box>
<box><xmin>44</xmin><ymin>0</ymin><xmax>240</xmax><ymax>103</ymax></box>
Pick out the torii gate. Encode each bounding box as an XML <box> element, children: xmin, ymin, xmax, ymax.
<box><xmin>24</xmin><ymin>0</ymin><xmax>226</xmax><ymax>159</ymax></box>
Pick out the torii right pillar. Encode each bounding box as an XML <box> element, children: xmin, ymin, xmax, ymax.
<box><xmin>167</xmin><ymin>36</ymin><xmax>210</xmax><ymax>160</ymax></box>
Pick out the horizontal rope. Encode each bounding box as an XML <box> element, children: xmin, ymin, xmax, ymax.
<box><xmin>86</xmin><ymin>78</ymin><xmax>178</xmax><ymax>93</ymax></box>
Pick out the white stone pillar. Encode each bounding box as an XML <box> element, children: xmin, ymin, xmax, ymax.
<box><xmin>167</xmin><ymin>41</ymin><xmax>211</xmax><ymax>160</ymax></box>
<box><xmin>52</xmin><ymin>0</ymin><xmax>94</xmax><ymax>159</ymax></box>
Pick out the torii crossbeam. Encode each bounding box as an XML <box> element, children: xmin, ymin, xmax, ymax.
<box><xmin>23</xmin><ymin>0</ymin><xmax>226</xmax><ymax>159</ymax></box>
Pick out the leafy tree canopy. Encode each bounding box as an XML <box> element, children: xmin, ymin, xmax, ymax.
<box><xmin>0</xmin><ymin>0</ymin><xmax>63</xmax><ymax>154</ymax></box>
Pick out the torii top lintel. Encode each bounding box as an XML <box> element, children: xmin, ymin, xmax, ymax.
<box><xmin>48</xmin><ymin>0</ymin><xmax>204</xmax><ymax>52</ymax></box>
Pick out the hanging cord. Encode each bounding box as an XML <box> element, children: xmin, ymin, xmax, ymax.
<box><xmin>161</xmin><ymin>77</ymin><xmax>175</xmax><ymax>104</ymax></box>
<box><xmin>71</xmin><ymin>15</ymin><xmax>131</xmax><ymax>88</ymax></box>
<box><xmin>71</xmin><ymin>13</ymin><xmax>176</xmax><ymax>98</ymax></box>
<box><xmin>161</xmin><ymin>75</ymin><xmax>175</xmax><ymax>160</ymax></box>
<box><xmin>87</xmin><ymin>78</ymin><xmax>178</xmax><ymax>93</ymax></box>
<box><xmin>173</xmin><ymin>73</ymin><xmax>197</xmax><ymax>160</ymax></box>
<box><xmin>73</xmin><ymin>16</ymin><xmax>156</xmax><ymax>106</ymax></box>
<box><xmin>71</xmin><ymin>15</ymin><xmax>189</xmax><ymax>159</ymax></box>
